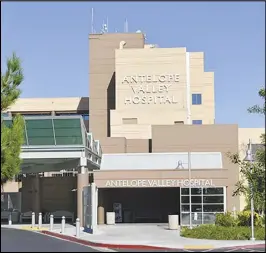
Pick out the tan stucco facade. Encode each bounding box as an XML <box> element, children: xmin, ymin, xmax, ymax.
<box><xmin>111</xmin><ymin>47</ymin><xmax>214</xmax><ymax>139</ymax></box>
<box><xmin>4</xmin><ymin>97</ymin><xmax>89</xmax><ymax>114</ymax></box>
<box><xmin>95</xmin><ymin>124</ymin><xmax>240</xmax><ymax>212</ymax></box>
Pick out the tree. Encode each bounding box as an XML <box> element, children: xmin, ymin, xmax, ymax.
<box><xmin>247</xmin><ymin>87</ymin><xmax>265</xmax><ymax>166</ymax></box>
<box><xmin>228</xmin><ymin>87</ymin><xmax>265</xmax><ymax>214</ymax></box>
<box><xmin>228</xmin><ymin>152</ymin><xmax>265</xmax><ymax>214</ymax></box>
<box><xmin>247</xmin><ymin>88</ymin><xmax>265</xmax><ymax>115</ymax></box>
<box><xmin>246</xmin><ymin>87</ymin><xmax>265</xmax><ymax>213</ymax></box>
<box><xmin>1</xmin><ymin>53</ymin><xmax>25</xmax><ymax>189</ymax></box>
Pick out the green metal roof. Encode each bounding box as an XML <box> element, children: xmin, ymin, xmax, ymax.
<box><xmin>2</xmin><ymin>115</ymin><xmax>101</xmax><ymax>157</ymax></box>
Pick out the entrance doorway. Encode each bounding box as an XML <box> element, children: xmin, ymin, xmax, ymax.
<box><xmin>98</xmin><ymin>187</ymin><xmax>180</xmax><ymax>223</ymax></box>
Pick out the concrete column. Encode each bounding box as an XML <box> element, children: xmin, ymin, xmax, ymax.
<box><xmin>98</xmin><ymin>206</ymin><xmax>105</xmax><ymax>225</ymax></box>
<box><xmin>32</xmin><ymin>175</ymin><xmax>41</xmax><ymax>223</ymax></box>
<box><xmin>97</xmin><ymin>190</ymin><xmax>105</xmax><ymax>224</ymax></box>
<box><xmin>77</xmin><ymin>167</ymin><xmax>88</xmax><ymax>227</ymax></box>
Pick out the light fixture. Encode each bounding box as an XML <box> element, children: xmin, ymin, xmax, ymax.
<box><xmin>244</xmin><ymin>149</ymin><xmax>254</xmax><ymax>162</ymax></box>
<box><xmin>176</xmin><ymin>160</ymin><xmax>184</xmax><ymax>169</ymax></box>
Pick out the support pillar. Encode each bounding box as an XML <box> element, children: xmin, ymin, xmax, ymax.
<box><xmin>97</xmin><ymin>189</ymin><xmax>105</xmax><ymax>225</ymax></box>
<box><xmin>32</xmin><ymin>175</ymin><xmax>41</xmax><ymax>223</ymax></box>
<box><xmin>77</xmin><ymin>166</ymin><xmax>88</xmax><ymax>227</ymax></box>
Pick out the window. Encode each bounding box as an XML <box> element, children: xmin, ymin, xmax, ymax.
<box><xmin>82</xmin><ymin>114</ymin><xmax>89</xmax><ymax>120</ymax></box>
<box><xmin>1</xmin><ymin>112</ymin><xmax>9</xmax><ymax>117</ymax></box>
<box><xmin>192</xmin><ymin>120</ymin><xmax>202</xmax><ymax>125</ymax></box>
<box><xmin>180</xmin><ymin>187</ymin><xmax>225</xmax><ymax>226</ymax></box>
<box><xmin>192</xmin><ymin>94</ymin><xmax>202</xmax><ymax>105</ymax></box>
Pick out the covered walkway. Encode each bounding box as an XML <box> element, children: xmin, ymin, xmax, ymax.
<box><xmin>4</xmin><ymin>115</ymin><xmax>101</xmax><ymax>173</ymax></box>
<box><xmin>2</xmin><ymin>115</ymin><xmax>102</xmax><ymax>226</ymax></box>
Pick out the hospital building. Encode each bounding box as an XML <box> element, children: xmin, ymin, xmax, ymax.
<box><xmin>2</xmin><ymin>33</ymin><xmax>264</xmax><ymax>228</ymax></box>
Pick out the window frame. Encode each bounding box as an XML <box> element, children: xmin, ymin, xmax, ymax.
<box><xmin>192</xmin><ymin>120</ymin><xmax>203</xmax><ymax>125</ymax></box>
<box><xmin>192</xmin><ymin>94</ymin><xmax>202</xmax><ymax>105</ymax></box>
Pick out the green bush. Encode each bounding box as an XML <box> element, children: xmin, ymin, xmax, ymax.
<box><xmin>262</xmin><ymin>215</ymin><xmax>265</xmax><ymax>225</ymax></box>
<box><xmin>215</xmin><ymin>211</ymin><xmax>263</xmax><ymax>227</ymax></box>
<box><xmin>181</xmin><ymin>225</ymin><xmax>265</xmax><ymax>240</ymax></box>
<box><xmin>215</xmin><ymin>212</ymin><xmax>238</xmax><ymax>227</ymax></box>
<box><xmin>237</xmin><ymin>210</ymin><xmax>262</xmax><ymax>227</ymax></box>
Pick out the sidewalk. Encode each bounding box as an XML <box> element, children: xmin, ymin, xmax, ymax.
<box><xmin>2</xmin><ymin>223</ymin><xmax>265</xmax><ymax>250</ymax></box>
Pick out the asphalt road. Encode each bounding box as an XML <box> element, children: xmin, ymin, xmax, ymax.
<box><xmin>1</xmin><ymin>228</ymin><xmax>102</xmax><ymax>252</ymax></box>
<box><xmin>113</xmin><ymin>245</ymin><xmax>266</xmax><ymax>252</ymax></box>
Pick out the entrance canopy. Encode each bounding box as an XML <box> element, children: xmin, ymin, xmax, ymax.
<box><xmin>3</xmin><ymin>115</ymin><xmax>102</xmax><ymax>174</ymax></box>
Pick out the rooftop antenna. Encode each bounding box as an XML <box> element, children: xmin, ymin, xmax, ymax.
<box><xmin>125</xmin><ymin>18</ymin><xmax>128</xmax><ymax>32</ymax></box>
<box><xmin>144</xmin><ymin>33</ymin><xmax>147</xmax><ymax>41</ymax></box>
<box><xmin>124</xmin><ymin>18</ymin><xmax>128</xmax><ymax>33</ymax></box>
<box><xmin>101</xmin><ymin>20</ymin><xmax>108</xmax><ymax>33</ymax></box>
<box><xmin>91</xmin><ymin>8</ymin><xmax>94</xmax><ymax>34</ymax></box>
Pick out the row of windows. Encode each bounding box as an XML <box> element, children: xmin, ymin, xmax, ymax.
<box><xmin>181</xmin><ymin>204</ymin><xmax>224</xmax><ymax>212</ymax></box>
<box><xmin>180</xmin><ymin>187</ymin><xmax>225</xmax><ymax>226</ymax></box>
<box><xmin>181</xmin><ymin>187</ymin><xmax>224</xmax><ymax>195</ymax></box>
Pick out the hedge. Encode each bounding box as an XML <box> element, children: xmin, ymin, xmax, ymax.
<box><xmin>181</xmin><ymin>225</ymin><xmax>265</xmax><ymax>240</ymax></box>
<box><xmin>215</xmin><ymin>211</ymin><xmax>264</xmax><ymax>227</ymax></box>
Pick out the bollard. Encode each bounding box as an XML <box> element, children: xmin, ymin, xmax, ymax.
<box><xmin>76</xmin><ymin>218</ymin><xmax>80</xmax><ymax>238</ymax></box>
<box><xmin>49</xmin><ymin>215</ymin><xmax>54</xmax><ymax>231</ymax></box>
<box><xmin>38</xmin><ymin>212</ymin><xmax>42</xmax><ymax>229</ymax></box>
<box><xmin>31</xmin><ymin>212</ymin><xmax>35</xmax><ymax>228</ymax></box>
<box><xmin>8</xmin><ymin>212</ymin><xmax>12</xmax><ymax>225</ymax></box>
<box><xmin>61</xmin><ymin>216</ymin><xmax>65</xmax><ymax>234</ymax></box>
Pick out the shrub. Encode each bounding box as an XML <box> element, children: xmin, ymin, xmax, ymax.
<box><xmin>215</xmin><ymin>212</ymin><xmax>238</xmax><ymax>227</ymax></box>
<box><xmin>262</xmin><ymin>215</ymin><xmax>265</xmax><ymax>225</ymax></box>
<box><xmin>180</xmin><ymin>225</ymin><xmax>265</xmax><ymax>240</ymax></box>
<box><xmin>237</xmin><ymin>210</ymin><xmax>262</xmax><ymax>227</ymax></box>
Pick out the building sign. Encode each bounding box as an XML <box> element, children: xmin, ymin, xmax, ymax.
<box><xmin>105</xmin><ymin>179</ymin><xmax>214</xmax><ymax>188</ymax></box>
<box><xmin>122</xmin><ymin>74</ymin><xmax>179</xmax><ymax>105</ymax></box>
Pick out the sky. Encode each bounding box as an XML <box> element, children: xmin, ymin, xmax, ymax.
<box><xmin>1</xmin><ymin>2</ymin><xmax>265</xmax><ymax>128</ymax></box>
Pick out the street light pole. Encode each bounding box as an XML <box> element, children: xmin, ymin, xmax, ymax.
<box><xmin>245</xmin><ymin>139</ymin><xmax>255</xmax><ymax>241</ymax></box>
<box><xmin>188</xmin><ymin>151</ymin><xmax>192</xmax><ymax>229</ymax></box>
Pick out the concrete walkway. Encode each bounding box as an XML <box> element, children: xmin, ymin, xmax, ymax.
<box><xmin>2</xmin><ymin>223</ymin><xmax>265</xmax><ymax>250</ymax></box>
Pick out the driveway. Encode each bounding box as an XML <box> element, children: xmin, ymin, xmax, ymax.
<box><xmin>1</xmin><ymin>227</ymin><xmax>102</xmax><ymax>252</ymax></box>
<box><xmin>114</xmin><ymin>246</ymin><xmax>266</xmax><ymax>252</ymax></box>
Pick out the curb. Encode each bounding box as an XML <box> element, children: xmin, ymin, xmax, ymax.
<box><xmin>40</xmin><ymin>230</ymin><xmax>265</xmax><ymax>250</ymax></box>
<box><xmin>40</xmin><ymin>230</ymin><xmax>175</xmax><ymax>250</ymax></box>
<box><xmin>21</xmin><ymin>226</ymin><xmax>48</xmax><ymax>231</ymax></box>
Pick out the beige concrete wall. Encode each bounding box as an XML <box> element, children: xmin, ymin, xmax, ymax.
<box><xmin>190</xmin><ymin>52</ymin><xmax>215</xmax><ymax>124</ymax></box>
<box><xmin>89</xmin><ymin>33</ymin><xmax>145</xmax><ymax>141</ymax></box>
<box><xmin>2</xmin><ymin>181</ymin><xmax>20</xmax><ymax>192</ymax></box>
<box><xmin>4</xmin><ymin>97</ymin><xmax>89</xmax><ymax>113</ymax></box>
<box><xmin>238</xmin><ymin>127</ymin><xmax>265</xmax><ymax>210</ymax></box>
<box><xmin>110</xmin><ymin>48</ymin><xmax>214</xmax><ymax>139</ymax></box>
<box><xmin>21</xmin><ymin>176</ymin><xmax>76</xmax><ymax>213</ymax></box>
<box><xmin>126</xmin><ymin>139</ymin><xmax>149</xmax><ymax>153</ymax></box>
<box><xmin>151</xmin><ymin>124</ymin><xmax>240</xmax><ymax>211</ymax></box>
<box><xmin>100</xmin><ymin>137</ymin><xmax>127</xmax><ymax>154</ymax></box>
<box><xmin>238</xmin><ymin>128</ymin><xmax>264</xmax><ymax>158</ymax></box>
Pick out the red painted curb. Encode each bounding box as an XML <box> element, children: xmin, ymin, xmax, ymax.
<box><xmin>41</xmin><ymin>231</ymin><xmax>265</xmax><ymax>250</ymax></box>
<box><xmin>41</xmin><ymin>230</ymin><xmax>172</xmax><ymax>250</ymax></box>
<box><xmin>232</xmin><ymin>244</ymin><xmax>266</xmax><ymax>249</ymax></box>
